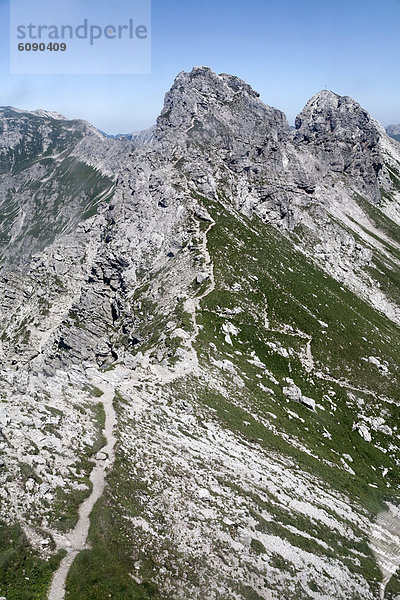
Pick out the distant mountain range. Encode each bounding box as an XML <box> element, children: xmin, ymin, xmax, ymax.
<box><xmin>99</xmin><ymin>124</ymin><xmax>156</xmax><ymax>145</ymax></box>
<box><xmin>386</xmin><ymin>124</ymin><xmax>400</xmax><ymax>142</ymax></box>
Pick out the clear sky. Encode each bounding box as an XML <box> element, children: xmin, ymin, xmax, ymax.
<box><xmin>0</xmin><ymin>0</ymin><xmax>399</xmax><ymax>134</ymax></box>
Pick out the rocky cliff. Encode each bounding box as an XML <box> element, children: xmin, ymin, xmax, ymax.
<box><xmin>1</xmin><ymin>66</ymin><xmax>400</xmax><ymax>600</ymax></box>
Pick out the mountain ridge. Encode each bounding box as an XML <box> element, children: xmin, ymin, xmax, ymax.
<box><xmin>0</xmin><ymin>66</ymin><xmax>400</xmax><ymax>600</ymax></box>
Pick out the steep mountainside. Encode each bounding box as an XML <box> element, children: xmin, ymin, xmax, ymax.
<box><xmin>1</xmin><ymin>67</ymin><xmax>400</xmax><ymax>600</ymax></box>
<box><xmin>0</xmin><ymin>107</ymin><xmax>130</xmax><ymax>267</ymax></box>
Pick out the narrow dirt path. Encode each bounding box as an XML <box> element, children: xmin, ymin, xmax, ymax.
<box><xmin>47</xmin><ymin>375</ymin><xmax>116</xmax><ymax>600</ymax></box>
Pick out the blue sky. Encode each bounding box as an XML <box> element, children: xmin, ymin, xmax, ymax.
<box><xmin>0</xmin><ymin>0</ymin><xmax>399</xmax><ymax>133</ymax></box>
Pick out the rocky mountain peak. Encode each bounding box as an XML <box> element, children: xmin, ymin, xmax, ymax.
<box><xmin>155</xmin><ymin>66</ymin><xmax>289</xmax><ymax>150</ymax></box>
<box><xmin>293</xmin><ymin>89</ymin><xmax>385</xmax><ymax>195</ymax></box>
<box><xmin>294</xmin><ymin>89</ymin><xmax>378</xmax><ymax>140</ymax></box>
<box><xmin>172</xmin><ymin>65</ymin><xmax>262</xmax><ymax>101</ymax></box>
<box><xmin>295</xmin><ymin>89</ymin><xmax>383</xmax><ymax>146</ymax></box>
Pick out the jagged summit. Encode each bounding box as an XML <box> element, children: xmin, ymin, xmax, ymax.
<box><xmin>294</xmin><ymin>88</ymin><xmax>380</xmax><ymax>142</ymax></box>
<box><xmin>293</xmin><ymin>88</ymin><xmax>385</xmax><ymax>195</ymax></box>
<box><xmin>152</xmin><ymin>67</ymin><xmax>393</xmax><ymax>223</ymax></box>
<box><xmin>294</xmin><ymin>88</ymin><xmax>377</xmax><ymax>136</ymax></box>
<box><xmin>174</xmin><ymin>65</ymin><xmax>262</xmax><ymax>99</ymax></box>
<box><xmin>155</xmin><ymin>65</ymin><xmax>290</xmax><ymax>148</ymax></box>
<box><xmin>155</xmin><ymin>67</ymin><xmax>389</xmax><ymax>194</ymax></box>
<box><xmin>299</xmin><ymin>88</ymin><xmax>342</xmax><ymax>109</ymax></box>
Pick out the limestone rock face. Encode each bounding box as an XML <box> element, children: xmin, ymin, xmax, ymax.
<box><xmin>157</xmin><ymin>65</ymin><xmax>289</xmax><ymax>150</ymax></box>
<box><xmin>294</xmin><ymin>90</ymin><xmax>387</xmax><ymax>200</ymax></box>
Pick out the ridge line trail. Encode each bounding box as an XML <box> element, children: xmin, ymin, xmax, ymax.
<box><xmin>135</xmin><ymin>217</ymin><xmax>216</xmax><ymax>385</ymax></box>
<box><xmin>48</xmin><ymin>217</ymin><xmax>216</xmax><ymax>597</ymax></box>
<box><xmin>47</xmin><ymin>374</ymin><xmax>117</xmax><ymax>600</ymax></box>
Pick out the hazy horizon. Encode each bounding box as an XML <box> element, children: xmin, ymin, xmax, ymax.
<box><xmin>1</xmin><ymin>78</ymin><xmax>399</xmax><ymax>137</ymax></box>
